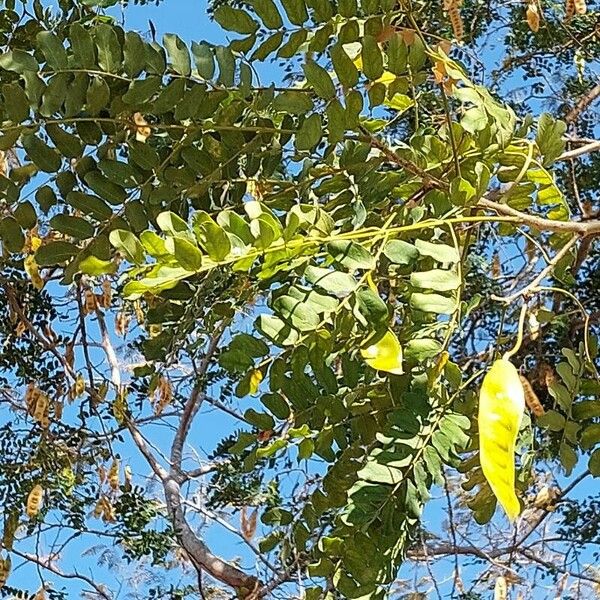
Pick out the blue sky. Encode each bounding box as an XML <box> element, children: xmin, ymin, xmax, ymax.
<box><xmin>6</xmin><ymin>1</ymin><xmax>599</xmax><ymax>598</ymax></box>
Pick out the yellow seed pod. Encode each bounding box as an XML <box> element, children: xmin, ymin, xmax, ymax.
<box><xmin>526</xmin><ymin>2</ymin><xmax>541</xmax><ymax>32</ymax></box>
<box><xmin>494</xmin><ymin>576</ymin><xmax>507</xmax><ymax>600</ymax></box>
<box><xmin>26</xmin><ymin>484</ymin><xmax>44</xmax><ymax>519</ymax></box>
<box><xmin>113</xmin><ymin>388</ymin><xmax>127</xmax><ymax>424</ymax></box>
<box><xmin>134</xmin><ymin>300</ymin><xmax>144</xmax><ymax>325</ymax></box>
<box><xmin>478</xmin><ymin>358</ymin><xmax>525</xmax><ymax>521</ymax></box>
<box><xmin>25</xmin><ymin>383</ymin><xmax>37</xmax><ymax>412</ymax></box>
<box><xmin>33</xmin><ymin>392</ymin><xmax>48</xmax><ymax>424</ymax></box>
<box><xmin>574</xmin><ymin>0</ymin><xmax>586</xmax><ymax>12</ymax></box>
<box><xmin>75</xmin><ymin>373</ymin><xmax>85</xmax><ymax>397</ymax></box>
<box><xmin>108</xmin><ymin>459</ymin><xmax>120</xmax><ymax>491</ymax></box>
<box><xmin>0</xmin><ymin>555</ymin><xmax>11</xmax><ymax>588</ymax></box>
<box><xmin>448</xmin><ymin>6</ymin><xmax>464</xmax><ymax>41</ymax></box>
<box><xmin>360</xmin><ymin>329</ymin><xmax>404</xmax><ymax>375</ymax></box>
<box><xmin>24</xmin><ymin>255</ymin><xmax>44</xmax><ymax>290</ymax></box>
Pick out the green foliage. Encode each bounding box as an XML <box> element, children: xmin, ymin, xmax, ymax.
<box><xmin>0</xmin><ymin>0</ymin><xmax>597</xmax><ymax>598</ymax></box>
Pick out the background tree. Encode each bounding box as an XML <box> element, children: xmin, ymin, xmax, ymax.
<box><xmin>0</xmin><ymin>0</ymin><xmax>598</xmax><ymax>599</ymax></box>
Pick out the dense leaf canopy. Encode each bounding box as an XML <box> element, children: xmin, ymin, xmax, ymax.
<box><xmin>0</xmin><ymin>0</ymin><xmax>598</xmax><ymax>598</ymax></box>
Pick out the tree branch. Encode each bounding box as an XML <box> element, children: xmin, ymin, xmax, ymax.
<box><xmin>478</xmin><ymin>199</ymin><xmax>600</xmax><ymax>236</ymax></box>
<box><xmin>564</xmin><ymin>82</ymin><xmax>600</xmax><ymax>124</ymax></box>
<box><xmin>12</xmin><ymin>548</ymin><xmax>112</xmax><ymax>600</ymax></box>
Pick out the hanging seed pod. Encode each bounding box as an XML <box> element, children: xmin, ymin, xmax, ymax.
<box><xmin>0</xmin><ymin>555</ymin><xmax>11</xmax><ymax>588</ymax></box>
<box><xmin>64</xmin><ymin>339</ymin><xmax>75</xmax><ymax>369</ymax></box>
<box><xmin>97</xmin><ymin>464</ymin><xmax>107</xmax><ymax>485</ymax></box>
<box><xmin>25</xmin><ymin>383</ymin><xmax>37</xmax><ymax>413</ymax></box>
<box><xmin>115</xmin><ymin>311</ymin><xmax>130</xmax><ymax>337</ymax></box>
<box><xmin>74</xmin><ymin>373</ymin><xmax>85</xmax><ymax>397</ymax></box>
<box><xmin>26</xmin><ymin>484</ymin><xmax>44</xmax><ymax>519</ymax></box>
<box><xmin>84</xmin><ymin>289</ymin><xmax>97</xmax><ymax>314</ymax></box>
<box><xmin>154</xmin><ymin>377</ymin><xmax>173</xmax><ymax>416</ymax></box>
<box><xmin>241</xmin><ymin>507</ymin><xmax>258</xmax><ymax>541</ymax></box>
<box><xmin>2</xmin><ymin>510</ymin><xmax>19</xmax><ymax>551</ymax></box>
<box><xmin>134</xmin><ymin>301</ymin><xmax>144</xmax><ymax>325</ymax></box>
<box><xmin>32</xmin><ymin>392</ymin><xmax>49</xmax><ymax>426</ymax></box>
<box><xmin>494</xmin><ymin>576</ymin><xmax>507</xmax><ymax>600</ymax></box>
<box><xmin>519</xmin><ymin>375</ymin><xmax>545</xmax><ymax>417</ymax></box>
<box><xmin>448</xmin><ymin>6</ymin><xmax>464</xmax><ymax>41</ymax></box>
<box><xmin>108</xmin><ymin>459</ymin><xmax>120</xmax><ymax>491</ymax></box>
<box><xmin>526</xmin><ymin>1</ymin><xmax>541</xmax><ymax>32</ymax></box>
<box><xmin>574</xmin><ymin>0</ymin><xmax>586</xmax><ymax>13</ymax></box>
<box><xmin>33</xmin><ymin>587</ymin><xmax>46</xmax><ymax>600</ymax></box>
<box><xmin>565</xmin><ymin>0</ymin><xmax>575</xmax><ymax>19</ymax></box>
<box><xmin>113</xmin><ymin>387</ymin><xmax>127</xmax><ymax>424</ymax></box>
<box><xmin>124</xmin><ymin>465</ymin><xmax>133</xmax><ymax>490</ymax></box>
<box><xmin>101</xmin><ymin>280</ymin><xmax>112</xmax><ymax>308</ymax></box>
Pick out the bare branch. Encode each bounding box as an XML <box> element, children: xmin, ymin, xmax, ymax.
<box><xmin>564</xmin><ymin>82</ymin><xmax>600</xmax><ymax>124</ymax></box>
<box><xmin>12</xmin><ymin>548</ymin><xmax>112</xmax><ymax>600</ymax></box>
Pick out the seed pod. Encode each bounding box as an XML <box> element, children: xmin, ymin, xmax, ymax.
<box><xmin>25</xmin><ymin>383</ymin><xmax>37</xmax><ymax>413</ymax></box>
<box><xmin>565</xmin><ymin>0</ymin><xmax>575</xmax><ymax>19</ymax></box>
<box><xmin>108</xmin><ymin>459</ymin><xmax>120</xmax><ymax>491</ymax></box>
<box><xmin>574</xmin><ymin>0</ymin><xmax>586</xmax><ymax>13</ymax></box>
<box><xmin>115</xmin><ymin>312</ymin><xmax>130</xmax><ymax>337</ymax></box>
<box><xmin>33</xmin><ymin>392</ymin><xmax>49</xmax><ymax>426</ymax></box>
<box><xmin>491</xmin><ymin>253</ymin><xmax>501</xmax><ymax>278</ymax></box>
<box><xmin>519</xmin><ymin>375</ymin><xmax>545</xmax><ymax>417</ymax></box>
<box><xmin>526</xmin><ymin>2</ymin><xmax>541</xmax><ymax>32</ymax></box>
<box><xmin>154</xmin><ymin>377</ymin><xmax>173</xmax><ymax>416</ymax></box>
<box><xmin>93</xmin><ymin>496</ymin><xmax>105</xmax><ymax>518</ymax></box>
<box><xmin>75</xmin><ymin>373</ymin><xmax>85</xmax><ymax>397</ymax></box>
<box><xmin>124</xmin><ymin>465</ymin><xmax>133</xmax><ymax>489</ymax></box>
<box><xmin>64</xmin><ymin>339</ymin><xmax>75</xmax><ymax>369</ymax></box>
<box><xmin>26</xmin><ymin>484</ymin><xmax>44</xmax><ymax>519</ymax></box>
<box><xmin>97</xmin><ymin>465</ymin><xmax>107</xmax><ymax>486</ymax></box>
<box><xmin>494</xmin><ymin>576</ymin><xmax>507</xmax><ymax>600</ymax></box>
<box><xmin>0</xmin><ymin>555</ymin><xmax>11</xmax><ymax>588</ymax></box>
<box><xmin>134</xmin><ymin>301</ymin><xmax>144</xmax><ymax>325</ymax></box>
<box><xmin>33</xmin><ymin>587</ymin><xmax>46</xmax><ymax>600</ymax></box>
<box><xmin>448</xmin><ymin>6</ymin><xmax>464</xmax><ymax>41</ymax></box>
<box><xmin>101</xmin><ymin>280</ymin><xmax>112</xmax><ymax>308</ymax></box>
<box><xmin>113</xmin><ymin>387</ymin><xmax>128</xmax><ymax>424</ymax></box>
<box><xmin>84</xmin><ymin>289</ymin><xmax>97</xmax><ymax>314</ymax></box>
<box><xmin>2</xmin><ymin>510</ymin><xmax>19</xmax><ymax>551</ymax></box>
<box><xmin>241</xmin><ymin>507</ymin><xmax>258</xmax><ymax>541</ymax></box>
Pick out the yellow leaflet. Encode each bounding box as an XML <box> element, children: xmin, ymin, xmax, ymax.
<box><xmin>353</xmin><ymin>55</ymin><xmax>397</xmax><ymax>87</ymax></box>
<box><xmin>249</xmin><ymin>369</ymin><xmax>263</xmax><ymax>396</ymax></box>
<box><xmin>360</xmin><ymin>329</ymin><xmax>403</xmax><ymax>375</ymax></box>
<box><xmin>24</xmin><ymin>255</ymin><xmax>44</xmax><ymax>290</ymax></box>
<box><xmin>478</xmin><ymin>358</ymin><xmax>525</xmax><ymax>521</ymax></box>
